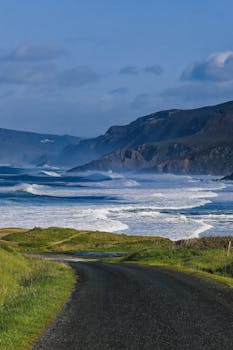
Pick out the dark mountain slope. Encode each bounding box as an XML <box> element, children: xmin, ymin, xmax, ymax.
<box><xmin>63</xmin><ymin>108</ymin><xmax>212</xmax><ymax>165</ymax></box>
<box><xmin>69</xmin><ymin>100</ymin><xmax>233</xmax><ymax>174</ymax></box>
<box><xmin>0</xmin><ymin>128</ymin><xmax>80</xmax><ymax>166</ymax></box>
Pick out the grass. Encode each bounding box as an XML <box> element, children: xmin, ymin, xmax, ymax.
<box><xmin>2</xmin><ymin>227</ymin><xmax>233</xmax><ymax>286</ymax></box>
<box><xmin>104</xmin><ymin>236</ymin><xmax>233</xmax><ymax>287</ymax></box>
<box><xmin>3</xmin><ymin>226</ymin><xmax>171</xmax><ymax>253</ymax></box>
<box><xmin>123</xmin><ymin>247</ymin><xmax>231</xmax><ymax>271</ymax></box>
<box><xmin>0</xmin><ymin>244</ymin><xmax>75</xmax><ymax>350</ymax></box>
<box><xmin>119</xmin><ymin>247</ymin><xmax>233</xmax><ymax>282</ymax></box>
<box><xmin>0</xmin><ymin>228</ymin><xmax>28</xmax><ymax>239</ymax></box>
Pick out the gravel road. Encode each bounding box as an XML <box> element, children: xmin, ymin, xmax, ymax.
<box><xmin>34</xmin><ymin>261</ymin><xmax>233</xmax><ymax>350</ymax></box>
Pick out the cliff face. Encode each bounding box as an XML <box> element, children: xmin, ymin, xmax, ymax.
<box><xmin>69</xmin><ymin>100</ymin><xmax>233</xmax><ymax>174</ymax></box>
<box><xmin>72</xmin><ymin>143</ymin><xmax>233</xmax><ymax>174</ymax></box>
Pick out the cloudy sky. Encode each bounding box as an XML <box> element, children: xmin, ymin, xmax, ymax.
<box><xmin>1</xmin><ymin>0</ymin><xmax>233</xmax><ymax>136</ymax></box>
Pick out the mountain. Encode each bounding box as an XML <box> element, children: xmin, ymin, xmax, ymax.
<box><xmin>0</xmin><ymin>128</ymin><xmax>80</xmax><ymax>166</ymax></box>
<box><xmin>69</xmin><ymin>100</ymin><xmax>233</xmax><ymax>174</ymax></box>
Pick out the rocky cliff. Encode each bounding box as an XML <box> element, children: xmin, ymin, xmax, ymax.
<box><xmin>69</xmin><ymin>100</ymin><xmax>233</xmax><ymax>174</ymax></box>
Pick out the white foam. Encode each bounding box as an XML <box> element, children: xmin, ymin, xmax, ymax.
<box><xmin>14</xmin><ymin>184</ymin><xmax>49</xmax><ymax>196</ymax></box>
<box><xmin>0</xmin><ymin>205</ymin><xmax>128</xmax><ymax>232</ymax></box>
<box><xmin>0</xmin><ymin>183</ymin><xmax>48</xmax><ymax>195</ymax></box>
<box><xmin>192</xmin><ymin>221</ymin><xmax>213</xmax><ymax>238</ymax></box>
<box><xmin>40</xmin><ymin>164</ymin><xmax>60</xmax><ymax>170</ymax></box>
<box><xmin>41</xmin><ymin>171</ymin><xmax>61</xmax><ymax>177</ymax></box>
<box><xmin>107</xmin><ymin>170</ymin><xmax>125</xmax><ymax>179</ymax></box>
<box><xmin>0</xmin><ymin>179</ymin><xmax>219</xmax><ymax>209</ymax></box>
<box><xmin>0</xmin><ymin>172</ymin><xmax>231</xmax><ymax>240</ymax></box>
<box><xmin>122</xmin><ymin>180</ymin><xmax>140</xmax><ymax>187</ymax></box>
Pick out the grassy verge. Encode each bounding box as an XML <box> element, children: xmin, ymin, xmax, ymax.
<box><xmin>2</xmin><ymin>227</ymin><xmax>233</xmax><ymax>291</ymax></box>
<box><xmin>118</xmin><ymin>259</ymin><xmax>233</xmax><ymax>288</ymax></box>
<box><xmin>0</xmin><ymin>244</ymin><xmax>75</xmax><ymax>350</ymax></box>
<box><xmin>109</xmin><ymin>240</ymin><xmax>233</xmax><ymax>287</ymax></box>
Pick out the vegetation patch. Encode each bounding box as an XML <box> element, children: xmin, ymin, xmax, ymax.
<box><xmin>0</xmin><ymin>245</ymin><xmax>75</xmax><ymax>350</ymax></box>
<box><xmin>115</xmin><ymin>242</ymin><xmax>233</xmax><ymax>286</ymax></box>
<box><xmin>2</xmin><ymin>229</ymin><xmax>233</xmax><ymax>285</ymax></box>
<box><xmin>3</xmin><ymin>227</ymin><xmax>171</xmax><ymax>253</ymax></box>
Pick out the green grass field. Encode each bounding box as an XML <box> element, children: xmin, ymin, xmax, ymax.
<box><xmin>121</xmin><ymin>247</ymin><xmax>233</xmax><ymax>276</ymax></box>
<box><xmin>0</xmin><ymin>239</ymin><xmax>75</xmax><ymax>350</ymax></box>
<box><xmin>3</xmin><ymin>226</ymin><xmax>171</xmax><ymax>252</ymax></box>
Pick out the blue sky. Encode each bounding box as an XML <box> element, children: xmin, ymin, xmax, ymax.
<box><xmin>0</xmin><ymin>0</ymin><xmax>233</xmax><ymax>136</ymax></box>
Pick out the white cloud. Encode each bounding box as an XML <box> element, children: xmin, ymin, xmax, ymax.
<box><xmin>0</xmin><ymin>45</ymin><xmax>64</xmax><ymax>62</ymax></box>
<box><xmin>59</xmin><ymin>65</ymin><xmax>100</xmax><ymax>87</ymax></box>
<box><xmin>181</xmin><ymin>51</ymin><xmax>233</xmax><ymax>82</ymax></box>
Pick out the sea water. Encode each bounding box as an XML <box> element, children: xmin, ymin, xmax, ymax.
<box><xmin>0</xmin><ymin>166</ymin><xmax>232</xmax><ymax>240</ymax></box>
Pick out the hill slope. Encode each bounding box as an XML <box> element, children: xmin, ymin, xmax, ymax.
<box><xmin>0</xmin><ymin>128</ymin><xmax>80</xmax><ymax>166</ymax></box>
<box><xmin>69</xmin><ymin>100</ymin><xmax>233</xmax><ymax>174</ymax></box>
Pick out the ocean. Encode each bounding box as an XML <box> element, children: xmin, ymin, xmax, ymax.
<box><xmin>0</xmin><ymin>166</ymin><xmax>232</xmax><ymax>240</ymax></box>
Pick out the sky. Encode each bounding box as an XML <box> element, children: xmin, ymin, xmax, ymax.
<box><xmin>0</xmin><ymin>0</ymin><xmax>233</xmax><ymax>136</ymax></box>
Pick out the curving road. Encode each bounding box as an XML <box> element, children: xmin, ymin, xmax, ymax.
<box><xmin>34</xmin><ymin>261</ymin><xmax>233</xmax><ymax>350</ymax></box>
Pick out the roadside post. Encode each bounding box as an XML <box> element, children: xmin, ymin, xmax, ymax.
<box><xmin>227</xmin><ymin>241</ymin><xmax>232</xmax><ymax>257</ymax></box>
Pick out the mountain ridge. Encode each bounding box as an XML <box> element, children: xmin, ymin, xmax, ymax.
<box><xmin>0</xmin><ymin>128</ymin><xmax>81</xmax><ymax>166</ymax></box>
<box><xmin>2</xmin><ymin>100</ymin><xmax>233</xmax><ymax>174</ymax></box>
<box><xmin>69</xmin><ymin>100</ymin><xmax>233</xmax><ymax>174</ymax></box>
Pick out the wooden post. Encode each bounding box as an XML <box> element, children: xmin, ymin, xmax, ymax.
<box><xmin>227</xmin><ymin>241</ymin><xmax>232</xmax><ymax>257</ymax></box>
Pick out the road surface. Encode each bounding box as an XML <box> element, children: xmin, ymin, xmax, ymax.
<box><xmin>34</xmin><ymin>261</ymin><xmax>233</xmax><ymax>350</ymax></box>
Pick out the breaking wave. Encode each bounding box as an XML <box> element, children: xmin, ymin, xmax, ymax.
<box><xmin>0</xmin><ymin>167</ymin><xmax>232</xmax><ymax>239</ymax></box>
<box><xmin>40</xmin><ymin>170</ymin><xmax>61</xmax><ymax>177</ymax></box>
